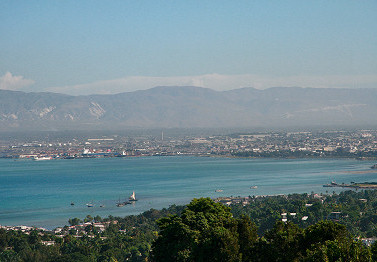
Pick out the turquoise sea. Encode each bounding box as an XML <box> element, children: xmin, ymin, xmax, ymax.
<box><xmin>1</xmin><ymin>156</ymin><xmax>377</xmax><ymax>229</ymax></box>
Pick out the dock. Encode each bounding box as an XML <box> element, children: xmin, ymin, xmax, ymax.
<box><xmin>323</xmin><ymin>182</ymin><xmax>377</xmax><ymax>189</ymax></box>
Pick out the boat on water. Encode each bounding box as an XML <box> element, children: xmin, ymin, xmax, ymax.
<box><xmin>129</xmin><ymin>191</ymin><xmax>138</xmax><ymax>201</ymax></box>
<box><xmin>215</xmin><ymin>189</ymin><xmax>223</xmax><ymax>192</ymax></box>
<box><xmin>33</xmin><ymin>156</ymin><xmax>52</xmax><ymax>161</ymax></box>
<box><xmin>323</xmin><ymin>181</ymin><xmax>338</xmax><ymax>187</ymax></box>
<box><xmin>70</xmin><ymin>202</ymin><xmax>74</xmax><ymax>206</ymax></box>
<box><xmin>116</xmin><ymin>197</ymin><xmax>125</xmax><ymax>207</ymax></box>
<box><xmin>250</xmin><ymin>186</ymin><xmax>258</xmax><ymax>189</ymax></box>
<box><xmin>86</xmin><ymin>203</ymin><xmax>94</xmax><ymax>207</ymax></box>
<box><xmin>371</xmin><ymin>164</ymin><xmax>377</xmax><ymax>169</ymax></box>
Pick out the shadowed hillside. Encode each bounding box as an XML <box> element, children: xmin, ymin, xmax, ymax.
<box><xmin>1</xmin><ymin>86</ymin><xmax>377</xmax><ymax>131</ymax></box>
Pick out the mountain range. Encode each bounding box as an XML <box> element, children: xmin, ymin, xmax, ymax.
<box><xmin>1</xmin><ymin>86</ymin><xmax>377</xmax><ymax>131</ymax></box>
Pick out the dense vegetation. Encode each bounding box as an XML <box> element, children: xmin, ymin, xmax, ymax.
<box><xmin>231</xmin><ymin>190</ymin><xmax>377</xmax><ymax>238</ymax></box>
<box><xmin>0</xmin><ymin>205</ymin><xmax>184</xmax><ymax>262</ymax></box>
<box><xmin>3</xmin><ymin>190</ymin><xmax>377</xmax><ymax>261</ymax></box>
<box><xmin>151</xmin><ymin>198</ymin><xmax>371</xmax><ymax>261</ymax></box>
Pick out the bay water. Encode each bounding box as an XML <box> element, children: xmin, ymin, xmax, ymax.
<box><xmin>1</xmin><ymin>156</ymin><xmax>376</xmax><ymax>229</ymax></box>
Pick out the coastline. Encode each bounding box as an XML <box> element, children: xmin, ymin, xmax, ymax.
<box><xmin>2</xmin><ymin>151</ymin><xmax>377</xmax><ymax>161</ymax></box>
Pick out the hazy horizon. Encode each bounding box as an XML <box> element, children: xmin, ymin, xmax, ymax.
<box><xmin>2</xmin><ymin>84</ymin><xmax>377</xmax><ymax>97</ymax></box>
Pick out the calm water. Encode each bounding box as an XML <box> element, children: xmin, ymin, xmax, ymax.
<box><xmin>1</xmin><ymin>156</ymin><xmax>376</xmax><ymax>229</ymax></box>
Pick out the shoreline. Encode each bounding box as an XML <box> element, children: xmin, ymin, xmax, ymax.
<box><xmin>2</xmin><ymin>152</ymin><xmax>377</xmax><ymax>161</ymax></box>
<box><xmin>0</xmin><ymin>191</ymin><xmax>347</xmax><ymax>232</ymax></box>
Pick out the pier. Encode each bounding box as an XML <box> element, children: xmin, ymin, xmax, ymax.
<box><xmin>323</xmin><ymin>181</ymin><xmax>377</xmax><ymax>190</ymax></box>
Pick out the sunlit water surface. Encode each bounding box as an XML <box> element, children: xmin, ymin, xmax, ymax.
<box><xmin>1</xmin><ymin>156</ymin><xmax>376</xmax><ymax>229</ymax></box>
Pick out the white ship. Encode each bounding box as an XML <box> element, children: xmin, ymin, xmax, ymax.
<box><xmin>33</xmin><ymin>156</ymin><xmax>52</xmax><ymax>161</ymax></box>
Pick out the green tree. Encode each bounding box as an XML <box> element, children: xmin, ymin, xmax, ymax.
<box><xmin>84</xmin><ymin>215</ymin><xmax>93</xmax><ymax>223</ymax></box>
<box><xmin>237</xmin><ymin>215</ymin><xmax>258</xmax><ymax>262</ymax></box>
<box><xmin>304</xmin><ymin>239</ymin><xmax>371</xmax><ymax>262</ymax></box>
<box><xmin>262</xmin><ymin>221</ymin><xmax>303</xmax><ymax>262</ymax></box>
<box><xmin>303</xmin><ymin>221</ymin><xmax>371</xmax><ymax>261</ymax></box>
<box><xmin>0</xmin><ymin>229</ymin><xmax>8</xmax><ymax>252</ymax></box>
<box><xmin>0</xmin><ymin>249</ymin><xmax>19</xmax><ymax>262</ymax></box>
<box><xmin>151</xmin><ymin>198</ymin><xmax>241</xmax><ymax>262</ymax></box>
<box><xmin>68</xmin><ymin>217</ymin><xmax>82</xmax><ymax>226</ymax></box>
<box><xmin>303</xmin><ymin>221</ymin><xmax>349</xmax><ymax>249</ymax></box>
<box><xmin>371</xmin><ymin>240</ymin><xmax>377</xmax><ymax>261</ymax></box>
<box><xmin>94</xmin><ymin>215</ymin><xmax>103</xmax><ymax>222</ymax></box>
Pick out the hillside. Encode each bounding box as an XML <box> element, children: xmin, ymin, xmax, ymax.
<box><xmin>1</xmin><ymin>86</ymin><xmax>377</xmax><ymax>131</ymax></box>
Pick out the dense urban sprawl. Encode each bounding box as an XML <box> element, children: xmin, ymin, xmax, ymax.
<box><xmin>1</xmin><ymin>130</ymin><xmax>377</xmax><ymax>160</ymax></box>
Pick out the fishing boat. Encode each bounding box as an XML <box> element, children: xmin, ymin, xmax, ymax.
<box><xmin>250</xmin><ymin>186</ymin><xmax>258</xmax><ymax>189</ymax></box>
<box><xmin>116</xmin><ymin>197</ymin><xmax>125</xmax><ymax>207</ymax></box>
<box><xmin>129</xmin><ymin>191</ymin><xmax>138</xmax><ymax>201</ymax></box>
<box><xmin>215</xmin><ymin>189</ymin><xmax>223</xmax><ymax>192</ymax></box>
<box><xmin>86</xmin><ymin>203</ymin><xmax>94</xmax><ymax>207</ymax></box>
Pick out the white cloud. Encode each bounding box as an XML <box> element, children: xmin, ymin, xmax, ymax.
<box><xmin>49</xmin><ymin>73</ymin><xmax>377</xmax><ymax>95</ymax></box>
<box><xmin>0</xmin><ymin>72</ymin><xmax>35</xmax><ymax>91</ymax></box>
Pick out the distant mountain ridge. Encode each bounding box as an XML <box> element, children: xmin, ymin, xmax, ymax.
<box><xmin>1</xmin><ymin>86</ymin><xmax>377</xmax><ymax>131</ymax></box>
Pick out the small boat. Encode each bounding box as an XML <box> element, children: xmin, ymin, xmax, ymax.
<box><xmin>116</xmin><ymin>197</ymin><xmax>125</xmax><ymax>207</ymax></box>
<box><xmin>70</xmin><ymin>202</ymin><xmax>75</xmax><ymax>206</ymax></box>
<box><xmin>129</xmin><ymin>191</ymin><xmax>138</xmax><ymax>201</ymax></box>
<box><xmin>100</xmin><ymin>204</ymin><xmax>105</xmax><ymax>208</ymax></box>
<box><xmin>250</xmin><ymin>186</ymin><xmax>258</xmax><ymax>189</ymax></box>
<box><xmin>215</xmin><ymin>189</ymin><xmax>223</xmax><ymax>192</ymax></box>
<box><xmin>371</xmin><ymin>164</ymin><xmax>377</xmax><ymax>169</ymax></box>
<box><xmin>86</xmin><ymin>203</ymin><xmax>94</xmax><ymax>207</ymax></box>
<box><xmin>323</xmin><ymin>181</ymin><xmax>338</xmax><ymax>187</ymax></box>
<box><xmin>33</xmin><ymin>156</ymin><xmax>52</xmax><ymax>161</ymax></box>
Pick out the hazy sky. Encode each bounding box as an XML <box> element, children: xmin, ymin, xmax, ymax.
<box><xmin>1</xmin><ymin>0</ymin><xmax>376</xmax><ymax>95</ymax></box>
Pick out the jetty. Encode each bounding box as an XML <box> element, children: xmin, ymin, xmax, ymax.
<box><xmin>323</xmin><ymin>181</ymin><xmax>377</xmax><ymax>189</ymax></box>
